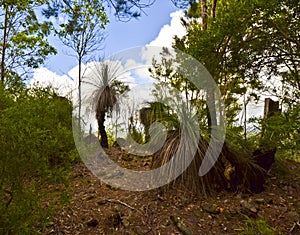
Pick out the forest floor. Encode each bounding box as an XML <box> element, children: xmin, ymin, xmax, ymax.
<box><xmin>42</xmin><ymin>147</ymin><xmax>300</xmax><ymax>235</ymax></box>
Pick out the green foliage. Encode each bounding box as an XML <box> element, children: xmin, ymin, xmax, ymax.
<box><xmin>0</xmin><ymin>0</ymin><xmax>56</xmax><ymax>83</ymax></box>
<box><xmin>225</xmin><ymin>126</ymin><xmax>254</xmax><ymax>155</ymax></box>
<box><xmin>44</xmin><ymin>0</ymin><xmax>160</xmax><ymax>21</ymax></box>
<box><xmin>236</xmin><ymin>217</ymin><xmax>281</xmax><ymax>235</ymax></box>
<box><xmin>175</xmin><ymin>0</ymin><xmax>268</xmax><ymax>128</ymax></box>
<box><xmin>45</xmin><ymin>0</ymin><xmax>108</xmax><ymax>60</ymax></box>
<box><xmin>0</xmin><ymin>85</ymin><xmax>77</xmax><ymax>233</ymax></box>
<box><xmin>128</xmin><ymin>125</ymin><xmax>144</xmax><ymax>144</ymax></box>
<box><xmin>44</xmin><ymin>0</ymin><xmax>109</xmax><ymax>131</ymax></box>
<box><xmin>260</xmin><ymin>106</ymin><xmax>300</xmax><ymax>156</ymax></box>
<box><xmin>103</xmin><ymin>125</ymin><xmax>118</xmax><ymax>146</ymax></box>
<box><xmin>148</xmin><ymin>0</ymin><xmax>299</xmax><ymax>155</ymax></box>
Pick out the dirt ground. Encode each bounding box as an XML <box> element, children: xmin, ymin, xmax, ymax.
<box><xmin>42</xmin><ymin>147</ymin><xmax>300</xmax><ymax>235</ymax></box>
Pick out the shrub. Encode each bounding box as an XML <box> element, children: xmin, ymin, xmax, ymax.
<box><xmin>0</xmin><ymin>86</ymin><xmax>77</xmax><ymax>233</ymax></box>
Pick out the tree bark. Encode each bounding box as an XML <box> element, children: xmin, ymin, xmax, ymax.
<box><xmin>211</xmin><ymin>0</ymin><xmax>217</xmax><ymax>19</ymax></box>
<box><xmin>206</xmin><ymin>89</ymin><xmax>217</xmax><ymax>128</ymax></box>
<box><xmin>78</xmin><ymin>57</ymin><xmax>82</xmax><ymax>130</ymax></box>
<box><xmin>1</xmin><ymin>5</ymin><xmax>8</xmax><ymax>84</ymax></box>
<box><xmin>201</xmin><ymin>0</ymin><xmax>218</xmax><ymax>130</ymax></box>
<box><xmin>201</xmin><ymin>0</ymin><xmax>207</xmax><ymax>30</ymax></box>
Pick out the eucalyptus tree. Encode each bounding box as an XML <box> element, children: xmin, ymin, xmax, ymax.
<box><xmin>44</xmin><ymin>0</ymin><xmax>192</xmax><ymax>23</ymax></box>
<box><xmin>104</xmin><ymin>0</ymin><xmax>191</xmax><ymax>21</ymax></box>
<box><xmin>0</xmin><ymin>0</ymin><xmax>56</xmax><ymax>85</ymax></box>
<box><xmin>247</xmin><ymin>0</ymin><xmax>300</xmax><ymax>107</ymax></box>
<box><xmin>44</xmin><ymin>0</ymin><xmax>109</xmax><ymax>128</ymax></box>
<box><xmin>172</xmin><ymin>0</ymin><xmax>271</xmax><ymax>128</ymax></box>
<box><xmin>175</xmin><ymin>0</ymin><xmax>299</xmax><ymax>139</ymax></box>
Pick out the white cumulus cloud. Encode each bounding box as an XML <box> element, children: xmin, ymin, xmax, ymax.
<box><xmin>147</xmin><ymin>10</ymin><xmax>186</xmax><ymax>47</ymax></box>
<box><xmin>30</xmin><ymin>67</ymin><xmax>76</xmax><ymax>98</ymax></box>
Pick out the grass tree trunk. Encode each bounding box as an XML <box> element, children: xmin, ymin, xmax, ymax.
<box><xmin>98</xmin><ymin>110</ymin><xmax>109</xmax><ymax>148</ymax></box>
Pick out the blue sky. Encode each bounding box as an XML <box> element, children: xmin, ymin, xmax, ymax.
<box><xmin>43</xmin><ymin>1</ymin><xmax>182</xmax><ymax>76</ymax></box>
<box><xmin>31</xmin><ymin>2</ymin><xmax>188</xmax><ymax>128</ymax></box>
<box><xmin>30</xmin><ymin>2</ymin><xmax>266</xmax><ymax>132</ymax></box>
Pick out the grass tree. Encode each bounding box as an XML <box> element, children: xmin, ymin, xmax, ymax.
<box><xmin>83</xmin><ymin>61</ymin><xmax>129</xmax><ymax>148</ymax></box>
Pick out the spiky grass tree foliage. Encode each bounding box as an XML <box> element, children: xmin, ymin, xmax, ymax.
<box><xmin>152</xmin><ymin>130</ymin><xmax>273</xmax><ymax>196</ymax></box>
<box><xmin>82</xmin><ymin>61</ymin><xmax>122</xmax><ymax>148</ymax></box>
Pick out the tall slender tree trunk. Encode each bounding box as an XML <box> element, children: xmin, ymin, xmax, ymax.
<box><xmin>78</xmin><ymin>57</ymin><xmax>82</xmax><ymax>130</ymax></box>
<box><xmin>1</xmin><ymin>5</ymin><xmax>8</xmax><ymax>84</ymax></box>
<box><xmin>201</xmin><ymin>0</ymin><xmax>207</xmax><ymax>30</ymax></box>
<box><xmin>201</xmin><ymin>0</ymin><xmax>218</xmax><ymax>130</ymax></box>
<box><xmin>243</xmin><ymin>94</ymin><xmax>247</xmax><ymax>140</ymax></box>
<box><xmin>206</xmin><ymin>90</ymin><xmax>217</xmax><ymax>128</ymax></box>
<box><xmin>211</xmin><ymin>0</ymin><xmax>217</xmax><ymax>19</ymax></box>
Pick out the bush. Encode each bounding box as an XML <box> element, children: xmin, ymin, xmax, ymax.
<box><xmin>259</xmin><ymin>105</ymin><xmax>299</xmax><ymax>159</ymax></box>
<box><xmin>0</xmin><ymin>86</ymin><xmax>77</xmax><ymax>234</ymax></box>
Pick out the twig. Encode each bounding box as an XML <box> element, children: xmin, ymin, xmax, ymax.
<box><xmin>4</xmin><ymin>189</ymin><xmax>13</xmax><ymax>208</ymax></box>
<box><xmin>289</xmin><ymin>220</ymin><xmax>300</xmax><ymax>233</ymax></box>
<box><xmin>102</xmin><ymin>198</ymin><xmax>153</xmax><ymax>231</ymax></box>
<box><xmin>104</xmin><ymin>199</ymin><xmax>145</xmax><ymax>217</ymax></box>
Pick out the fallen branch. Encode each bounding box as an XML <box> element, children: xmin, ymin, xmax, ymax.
<box><xmin>4</xmin><ymin>189</ymin><xmax>13</xmax><ymax>208</ymax></box>
<box><xmin>103</xmin><ymin>199</ymin><xmax>145</xmax><ymax>217</ymax></box>
<box><xmin>289</xmin><ymin>220</ymin><xmax>300</xmax><ymax>233</ymax></box>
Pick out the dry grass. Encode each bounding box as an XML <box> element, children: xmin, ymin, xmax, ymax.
<box><xmin>151</xmin><ymin>130</ymin><xmax>270</xmax><ymax>197</ymax></box>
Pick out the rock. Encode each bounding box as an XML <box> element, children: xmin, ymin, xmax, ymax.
<box><xmin>170</xmin><ymin>216</ymin><xmax>191</xmax><ymax>235</ymax></box>
<box><xmin>86</xmin><ymin>219</ymin><xmax>99</xmax><ymax>227</ymax></box>
<box><xmin>202</xmin><ymin>204</ymin><xmax>221</xmax><ymax>214</ymax></box>
<box><xmin>84</xmin><ymin>134</ymin><xmax>99</xmax><ymax>145</ymax></box>
<box><xmin>114</xmin><ymin>137</ymin><xmax>126</xmax><ymax>147</ymax></box>
<box><xmin>254</xmin><ymin>198</ymin><xmax>265</xmax><ymax>204</ymax></box>
<box><xmin>122</xmin><ymin>217</ymin><xmax>130</xmax><ymax>227</ymax></box>
<box><xmin>240</xmin><ymin>200</ymin><xmax>258</xmax><ymax>214</ymax></box>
